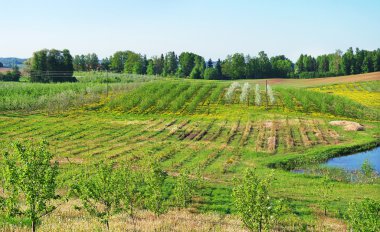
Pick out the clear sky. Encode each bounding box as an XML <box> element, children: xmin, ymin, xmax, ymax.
<box><xmin>1</xmin><ymin>0</ymin><xmax>379</xmax><ymax>61</ymax></box>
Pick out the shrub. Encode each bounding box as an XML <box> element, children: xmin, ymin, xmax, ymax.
<box><xmin>144</xmin><ymin>162</ymin><xmax>168</xmax><ymax>217</ymax></box>
<box><xmin>361</xmin><ymin>159</ymin><xmax>375</xmax><ymax>178</ymax></box>
<box><xmin>267</xmin><ymin>84</ymin><xmax>275</xmax><ymax>104</ymax></box>
<box><xmin>225</xmin><ymin>82</ymin><xmax>240</xmax><ymax>103</ymax></box>
<box><xmin>240</xmin><ymin>82</ymin><xmax>251</xmax><ymax>104</ymax></box>
<box><xmin>255</xmin><ymin>84</ymin><xmax>261</xmax><ymax>106</ymax></box>
<box><xmin>0</xmin><ymin>141</ymin><xmax>59</xmax><ymax>232</ymax></box>
<box><xmin>172</xmin><ymin>170</ymin><xmax>195</xmax><ymax>208</ymax></box>
<box><xmin>70</xmin><ymin>162</ymin><xmax>127</xmax><ymax>230</ymax></box>
<box><xmin>345</xmin><ymin>198</ymin><xmax>380</xmax><ymax>231</ymax></box>
<box><xmin>233</xmin><ymin>169</ymin><xmax>280</xmax><ymax>232</ymax></box>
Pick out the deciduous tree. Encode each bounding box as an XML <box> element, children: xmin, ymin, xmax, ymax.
<box><xmin>0</xmin><ymin>141</ymin><xmax>59</xmax><ymax>232</ymax></box>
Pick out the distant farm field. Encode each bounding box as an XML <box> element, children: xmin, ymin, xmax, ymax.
<box><xmin>0</xmin><ymin>68</ymin><xmax>11</xmax><ymax>73</ymax></box>
<box><xmin>242</xmin><ymin>71</ymin><xmax>380</xmax><ymax>87</ymax></box>
<box><xmin>0</xmin><ymin>73</ymin><xmax>379</xmax><ymax>231</ymax></box>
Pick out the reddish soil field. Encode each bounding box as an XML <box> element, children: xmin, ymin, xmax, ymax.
<box><xmin>244</xmin><ymin>71</ymin><xmax>380</xmax><ymax>87</ymax></box>
<box><xmin>0</xmin><ymin>68</ymin><xmax>12</xmax><ymax>73</ymax></box>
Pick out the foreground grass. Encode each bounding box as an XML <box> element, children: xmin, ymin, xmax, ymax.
<box><xmin>1</xmin><ymin>200</ymin><xmax>350</xmax><ymax>232</ymax></box>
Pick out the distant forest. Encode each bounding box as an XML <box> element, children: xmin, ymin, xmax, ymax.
<box><xmin>73</xmin><ymin>47</ymin><xmax>380</xmax><ymax>80</ymax></box>
<box><xmin>6</xmin><ymin>47</ymin><xmax>380</xmax><ymax>82</ymax></box>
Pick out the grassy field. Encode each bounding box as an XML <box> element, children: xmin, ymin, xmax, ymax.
<box><xmin>0</xmin><ymin>73</ymin><xmax>379</xmax><ymax>231</ymax></box>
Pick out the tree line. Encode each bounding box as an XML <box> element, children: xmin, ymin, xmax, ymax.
<box><xmin>26</xmin><ymin>49</ymin><xmax>76</xmax><ymax>82</ymax></box>
<box><xmin>7</xmin><ymin>47</ymin><xmax>380</xmax><ymax>83</ymax></box>
<box><xmin>74</xmin><ymin>47</ymin><xmax>380</xmax><ymax>80</ymax></box>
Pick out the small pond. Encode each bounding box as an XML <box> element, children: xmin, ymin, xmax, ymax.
<box><xmin>323</xmin><ymin>146</ymin><xmax>380</xmax><ymax>173</ymax></box>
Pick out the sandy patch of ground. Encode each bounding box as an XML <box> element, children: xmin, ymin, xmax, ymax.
<box><xmin>329</xmin><ymin>121</ymin><xmax>364</xmax><ymax>131</ymax></box>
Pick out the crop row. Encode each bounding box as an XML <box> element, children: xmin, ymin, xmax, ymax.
<box><xmin>1</xmin><ymin>116</ymin><xmax>341</xmax><ymax>155</ymax></box>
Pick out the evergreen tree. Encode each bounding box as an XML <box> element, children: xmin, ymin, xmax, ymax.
<box><xmin>163</xmin><ymin>52</ymin><xmax>178</xmax><ymax>76</ymax></box>
<box><xmin>207</xmin><ymin>58</ymin><xmax>213</xmax><ymax>68</ymax></box>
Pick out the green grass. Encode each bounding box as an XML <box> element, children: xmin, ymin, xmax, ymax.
<box><xmin>108</xmin><ymin>80</ymin><xmax>379</xmax><ymax>120</ymax></box>
<box><xmin>0</xmin><ymin>77</ymin><xmax>379</xmax><ymax>229</ymax></box>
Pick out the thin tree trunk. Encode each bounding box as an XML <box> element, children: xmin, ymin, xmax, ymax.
<box><xmin>32</xmin><ymin>220</ymin><xmax>36</xmax><ymax>232</ymax></box>
<box><xmin>106</xmin><ymin>220</ymin><xmax>109</xmax><ymax>231</ymax></box>
<box><xmin>259</xmin><ymin>219</ymin><xmax>262</xmax><ymax>232</ymax></box>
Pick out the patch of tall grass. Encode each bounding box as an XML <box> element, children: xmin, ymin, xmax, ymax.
<box><xmin>276</xmin><ymin>87</ymin><xmax>379</xmax><ymax>119</ymax></box>
<box><xmin>0</xmin><ymin>82</ymin><xmax>136</xmax><ymax>112</ymax></box>
<box><xmin>74</xmin><ymin>71</ymin><xmax>161</xmax><ymax>83</ymax></box>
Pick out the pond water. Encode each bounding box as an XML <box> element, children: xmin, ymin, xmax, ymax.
<box><xmin>324</xmin><ymin>146</ymin><xmax>380</xmax><ymax>173</ymax></box>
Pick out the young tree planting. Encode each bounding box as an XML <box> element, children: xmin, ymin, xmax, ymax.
<box><xmin>144</xmin><ymin>162</ymin><xmax>168</xmax><ymax>217</ymax></box>
<box><xmin>345</xmin><ymin>198</ymin><xmax>380</xmax><ymax>231</ymax></box>
<box><xmin>172</xmin><ymin>170</ymin><xmax>195</xmax><ymax>208</ymax></box>
<box><xmin>119</xmin><ymin>166</ymin><xmax>144</xmax><ymax>224</ymax></box>
<box><xmin>225</xmin><ymin>82</ymin><xmax>240</xmax><ymax>103</ymax></box>
<box><xmin>267</xmin><ymin>84</ymin><xmax>275</xmax><ymax>104</ymax></box>
<box><xmin>71</xmin><ymin>162</ymin><xmax>124</xmax><ymax>230</ymax></box>
<box><xmin>233</xmin><ymin>169</ymin><xmax>279</xmax><ymax>232</ymax></box>
<box><xmin>255</xmin><ymin>84</ymin><xmax>261</xmax><ymax>106</ymax></box>
<box><xmin>240</xmin><ymin>82</ymin><xmax>251</xmax><ymax>105</ymax></box>
<box><xmin>319</xmin><ymin>176</ymin><xmax>334</xmax><ymax>216</ymax></box>
<box><xmin>0</xmin><ymin>141</ymin><xmax>59</xmax><ymax>232</ymax></box>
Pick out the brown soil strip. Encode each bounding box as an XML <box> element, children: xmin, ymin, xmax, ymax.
<box><xmin>255</xmin><ymin>123</ymin><xmax>266</xmax><ymax>152</ymax></box>
<box><xmin>194</xmin><ymin>120</ymin><xmax>216</xmax><ymax>141</ymax></box>
<box><xmin>240</xmin><ymin>121</ymin><xmax>252</xmax><ymax>146</ymax></box>
<box><xmin>298</xmin><ymin>118</ymin><xmax>312</xmax><ymax>147</ymax></box>
<box><xmin>313</xmin><ymin>119</ymin><xmax>329</xmax><ymax>144</ymax></box>
<box><xmin>226</xmin><ymin>120</ymin><xmax>240</xmax><ymax>144</ymax></box>
<box><xmin>267</xmin><ymin>121</ymin><xmax>278</xmax><ymax>153</ymax></box>
<box><xmin>207</xmin><ymin>120</ymin><xmax>227</xmax><ymax>141</ymax></box>
<box><xmin>328</xmin><ymin>129</ymin><xmax>340</xmax><ymax>144</ymax></box>
<box><xmin>168</xmin><ymin>120</ymin><xmax>190</xmax><ymax>137</ymax></box>
<box><xmin>285</xmin><ymin>118</ymin><xmax>295</xmax><ymax>150</ymax></box>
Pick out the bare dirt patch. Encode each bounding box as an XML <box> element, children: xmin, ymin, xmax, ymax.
<box><xmin>245</xmin><ymin>71</ymin><xmax>380</xmax><ymax>88</ymax></box>
<box><xmin>329</xmin><ymin>121</ymin><xmax>364</xmax><ymax>131</ymax></box>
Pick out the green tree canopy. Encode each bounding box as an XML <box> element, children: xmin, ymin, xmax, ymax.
<box><xmin>29</xmin><ymin>49</ymin><xmax>75</xmax><ymax>82</ymax></box>
<box><xmin>110</xmin><ymin>51</ymin><xmax>129</xmax><ymax>72</ymax></box>
<box><xmin>222</xmin><ymin>53</ymin><xmax>246</xmax><ymax>79</ymax></box>
<box><xmin>204</xmin><ymin>67</ymin><xmax>219</xmax><ymax>80</ymax></box>
<box><xmin>163</xmin><ymin>51</ymin><xmax>178</xmax><ymax>76</ymax></box>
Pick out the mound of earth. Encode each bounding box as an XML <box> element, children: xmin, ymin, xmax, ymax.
<box><xmin>329</xmin><ymin>121</ymin><xmax>364</xmax><ymax>131</ymax></box>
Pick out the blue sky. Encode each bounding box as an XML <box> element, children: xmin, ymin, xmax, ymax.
<box><xmin>1</xmin><ymin>0</ymin><xmax>379</xmax><ymax>61</ymax></box>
